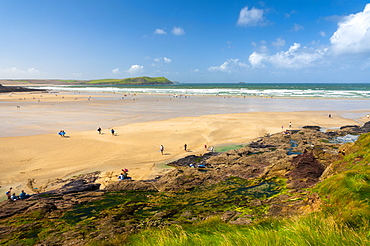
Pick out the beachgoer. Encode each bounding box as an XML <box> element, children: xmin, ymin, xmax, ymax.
<box><xmin>328</xmin><ymin>114</ymin><xmax>332</xmax><ymax>118</ymax></box>
<box><xmin>160</xmin><ymin>145</ymin><xmax>164</xmax><ymax>155</ymax></box>
<box><xmin>5</xmin><ymin>187</ymin><xmax>12</xmax><ymax>200</ymax></box>
<box><xmin>11</xmin><ymin>193</ymin><xmax>18</xmax><ymax>201</ymax></box>
<box><xmin>184</xmin><ymin>144</ymin><xmax>187</xmax><ymax>151</ymax></box>
<box><xmin>97</xmin><ymin>127</ymin><xmax>102</xmax><ymax>134</ymax></box>
<box><xmin>289</xmin><ymin>122</ymin><xmax>292</xmax><ymax>128</ymax></box>
<box><xmin>111</xmin><ymin>129</ymin><xmax>115</xmax><ymax>136</ymax></box>
<box><xmin>121</xmin><ymin>169</ymin><xmax>128</xmax><ymax>179</ymax></box>
<box><xmin>19</xmin><ymin>190</ymin><xmax>30</xmax><ymax>199</ymax></box>
<box><xmin>204</xmin><ymin>144</ymin><xmax>207</xmax><ymax>149</ymax></box>
<box><xmin>210</xmin><ymin>146</ymin><xmax>214</xmax><ymax>152</ymax></box>
<box><xmin>367</xmin><ymin>114</ymin><xmax>369</xmax><ymax>119</ymax></box>
<box><xmin>58</xmin><ymin>130</ymin><xmax>66</xmax><ymax>137</ymax></box>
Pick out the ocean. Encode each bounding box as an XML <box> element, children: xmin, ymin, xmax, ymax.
<box><xmin>36</xmin><ymin>83</ymin><xmax>370</xmax><ymax>99</ymax></box>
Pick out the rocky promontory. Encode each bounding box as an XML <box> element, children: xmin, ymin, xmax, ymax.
<box><xmin>0</xmin><ymin>84</ymin><xmax>45</xmax><ymax>93</ymax></box>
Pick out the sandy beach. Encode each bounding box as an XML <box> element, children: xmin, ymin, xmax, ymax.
<box><xmin>0</xmin><ymin>91</ymin><xmax>369</xmax><ymax>200</ymax></box>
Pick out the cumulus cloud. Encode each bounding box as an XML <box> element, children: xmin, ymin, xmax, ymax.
<box><xmin>172</xmin><ymin>26</ymin><xmax>185</xmax><ymax>36</ymax></box>
<box><xmin>208</xmin><ymin>59</ymin><xmax>249</xmax><ymax>72</ymax></box>
<box><xmin>237</xmin><ymin>6</ymin><xmax>265</xmax><ymax>27</ymax></box>
<box><xmin>330</xmin><ymin>3</ymin><xmax>370</xmax><ymax>55</ymax></box>
<box><xmin>163</xmin><ymin>57</ymin><xmax>172</xmax><ymax>63</ymax></box>
<box><xmin>126</xmin><ymin>65</ymin><xmax>144</xmax><ymax>74</ymax></box>
<box><xmin>112</xmin><ymin>68</ymin><xmax>121</xmax><ymax>74</ymax></box>
<box><xmin>153</xmin><ymin>57</ymin><xmax>172</xmax><ymax>65</ymax></box>
<box><xmin>272</xmin><ymin>38</ymin><xmax>285</xmax><ymax>47</ymax></box>
<box><xmin>0</xmin><ymin>67</ymin><xmax>40</xmax><ymax>78</ymax></box>
<box><xmin>249</xmin><ymin>43</ymin><xmax>328</xmax><ymax>69</ymax></box>
<box><xmin>154</xmin><ymin>28</ymin><xmax>166</xmax><ymax>35</ymax></box>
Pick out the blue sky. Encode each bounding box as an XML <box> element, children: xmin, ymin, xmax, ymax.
<box><xmin>1</xmin><ymin>0</ymin><xmax>370</xmax><ymax>83</ymax></box>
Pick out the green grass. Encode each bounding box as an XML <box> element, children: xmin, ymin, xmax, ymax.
<box><xmin>85</xmin><ymin>76</ymin><xmax>172</xmax><ymax>85</ymax></box>
<box><xmin>214</xmin><ymin>144</ymin><xmax>246</xmax><ymax>152</ymax></box>
<box><xmin>111</xmin><ymin>215</ymin><xmax>370</xmax><ymax>246</ymax></box>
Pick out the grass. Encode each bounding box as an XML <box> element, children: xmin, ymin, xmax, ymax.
<box><xmin>116</xmin><ymin>215</ymin><xmax>370</xmax><ymax>246</ymax></box>
<box><xmin>85</xmin><ymin>76</ymin><xmax>172</xmax><ymax>85</ymax></box>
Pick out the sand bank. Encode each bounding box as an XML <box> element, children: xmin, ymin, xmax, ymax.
<box><xmin>0</xmin><ymin>91</ymin><xmax>369</xmax><ymax>200</ymax></box>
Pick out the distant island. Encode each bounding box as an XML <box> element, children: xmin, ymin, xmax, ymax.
<box><xmin>0</xmin><ymin>76</ymin><xmax>174</xmax><ymax>86</ymax></box>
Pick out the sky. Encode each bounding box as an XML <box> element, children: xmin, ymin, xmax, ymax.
<box><xmin>1</xmin><ymin>0</ymin><xmax>370</xmax><ymax>83</ymax></box>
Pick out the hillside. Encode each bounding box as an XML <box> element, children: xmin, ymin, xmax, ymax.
<box><xmin>0</xmin><ymin>77</ymin><xmax>173</xmax><ymax>86</ymax></box>
<box><xmin>85</xmin><ymin>76</ymin><xmax>173</xmax><ymax>85</ymax></box>
<box><xmin>0</xmin><ymin>123</ymin><xmax>369</xmax><ymax>245</ymax></box>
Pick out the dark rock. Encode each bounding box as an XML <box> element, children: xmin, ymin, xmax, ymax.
<box><xmin>340</xmin><ymin>125</ymin><xmax>361</xmax><ymax>130</ymax></box>
<box><xmin>302</xmin><ymin>125</ymin><xmax>321</xmax><ymax>131</ymax></box>
<box><xmin>105</xmin><ymin>180</ymin><xmax>158</xmax><ymax>191</ymax></box>
<box><xmin>361</xmin><ymin>121</ymin><xmax>370</xmax><ymax>133</ymax></box>
<box><xmin>0</xmin><ymin>84</ymin><xmax>45</xmax><ymax>93</ymax></box>
<box><xmin>286</xmin><ymin>151</ymin><xmax>325</xmax><ymax>189</ymax></box>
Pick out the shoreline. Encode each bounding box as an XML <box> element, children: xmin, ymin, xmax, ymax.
<box><xmin>0</xmin><ymin>90</ymin><xmax>369</xmax><ymax>201</ymax></box>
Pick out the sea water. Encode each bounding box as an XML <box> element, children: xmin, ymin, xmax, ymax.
<box><xmin>35</xmin><ymin>83</ymin><xmax>370</xmax><ymax>99</ymax></box>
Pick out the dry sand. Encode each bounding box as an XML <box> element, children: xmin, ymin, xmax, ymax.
<box><xmin>0</xmin><ymin>91</ymin><xmax>369</xmax><ymax>200</ymax></box>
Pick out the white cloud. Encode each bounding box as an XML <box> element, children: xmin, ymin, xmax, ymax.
<box><xmin>272</xmin><ymin>38</ymin><xmax>285</xmax><ymax>47</ymax></box>
<box><xmin>126</xmin><ymin>65</ymin><xmax>144</xmax><ymax>74</ymax></box>
<box><xmin>0</xmin><ymin>67</ymin><xmax>40</xmax><ymax>78</ymax></box>
<box><xmin>112</xmin><ymin>68</ymin><xmax>121</xmax><ymax>74</ymax></box>
<box><xmin>163</xmin><ymin>57</ymin><xmax>172</xmax><ymax>63</ymax></box>
<box><xmin>208</xmin><ymin>59</ymin><xmax>249</xmax><ymax>73</ymax></box>
<box><xmin>154</xmin><ymin>28</ymin><xmax>166</xmax><ymax>35</ymax></box>
<box><xmin>249</xmin><ymin>43</ymin><xmax>328</xmax><ymax>69</ymax></box>
<box><xmin>249</xmin><ymin>52</ymin><xmax>266</xmax><ymax>68</ymax></box>
<box><xmin>172</xmin><ymin>26</ymin><xmax>185</xmax><ymax>36</ymax></box>
<box><xmin>237</xmin><ymin>6</ymin><xmax>265</xmax><ymax>27</ymax></box>
<box><xmin>320</xmin><ymin>31</ymin><xmax>326</xmax><ymax>37</ymax></box>
<box><xmin>291</xmin><ymin>23</ymin><xmax>304</xmax><ymax>32</ymax></box>
<box><xmin>153</xmin><ymin>57</ymin><xmax>172</xmax><ymax>65</ymax></box>
<box><xmin>330</xmin><ymin>3</ymin><xmax>370</xmax><ymax>55</ymax></box>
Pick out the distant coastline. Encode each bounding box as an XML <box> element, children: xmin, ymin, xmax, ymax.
<box><xmin>0</xmin><ymin>84</ymin><xmax>46</xmax><ymax>93</ymax></box>
<box><xmin>0</xmin><ymin>76</ymin><xmax>174</xmax><ymax>86</ymax></box>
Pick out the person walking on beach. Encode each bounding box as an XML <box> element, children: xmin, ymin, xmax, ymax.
<box><xmin>289</xmin><ymin>122</ymin><xmax>292</xmax><ymax>128</ymax></box>
<box><xmin>160</xmin><ymin>145</ymin><xmax>164</xmax><ymax>155</ymax></box>
<box><xmin>97</xmin><ymin>127</ymin><xmax>102</xmax><ymax>134</ymax></box>
<box><xmin>111</xmin><ymin>129</ymin><xmax>115</xmax><ymax>136</ymax></box>
<box><xmin>58</xmin><ymin>130</ymin><xmax>66</xmax><ymax>137</ymax></box>
<box><xmin>184</xmin><ymin>143</ymin><xmax>187</xmax><ymax>151</ymax></box>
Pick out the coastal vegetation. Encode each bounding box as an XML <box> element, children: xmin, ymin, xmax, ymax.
<box><xmin>84</xmin><ymin>76</ymin><xmax>173</xmax><ymax>85</ymax></box>
<box><xmin>1</xmin><ymin>130</ymin><xmax>370</xmax><ymax>245</ymax></box>
<box><xmin>0</xmin><ymin>76</ymin><xmax>173</xmax><ymax>86</ymax></box>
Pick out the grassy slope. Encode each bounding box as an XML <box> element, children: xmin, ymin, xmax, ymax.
<box><xmin>84</xmin><ymin>76</ymin><xmax>172</xmax><ymax>85</ymax></box>
<box><xmin>123</xmin><ymin>133</ymin><xmax>370</xmax><ymax>246</ymax></box>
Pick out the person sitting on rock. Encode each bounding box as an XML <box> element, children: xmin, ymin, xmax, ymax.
<box><xmin>5</xmin><ymin>187</ymin><xmax>12</xmax><ymax>200</ymax></box>
<box><xmin>10</xmin><ymin>193</ymin><xmax>18</xmax><ymax>201</ymax></box>
<box><xmin>19</xmin><ymin>190</ymin><xmax>31</xmax><ymax>199</ymax></box>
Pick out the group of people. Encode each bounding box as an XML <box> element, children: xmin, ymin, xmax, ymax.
<box><xmin>97</xmin><ymin>127</ymin><xmax>116</xmax><ymax>136</ymax></box>
<box><xmin>58</xmin><ymin>130</ymin><xmax>66</xmax><ymax>137</ymax></box>
<box><xmin>5</xmin><ymin>187</ymin><xmax>31</xmax><ymax>201</ymax></box>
